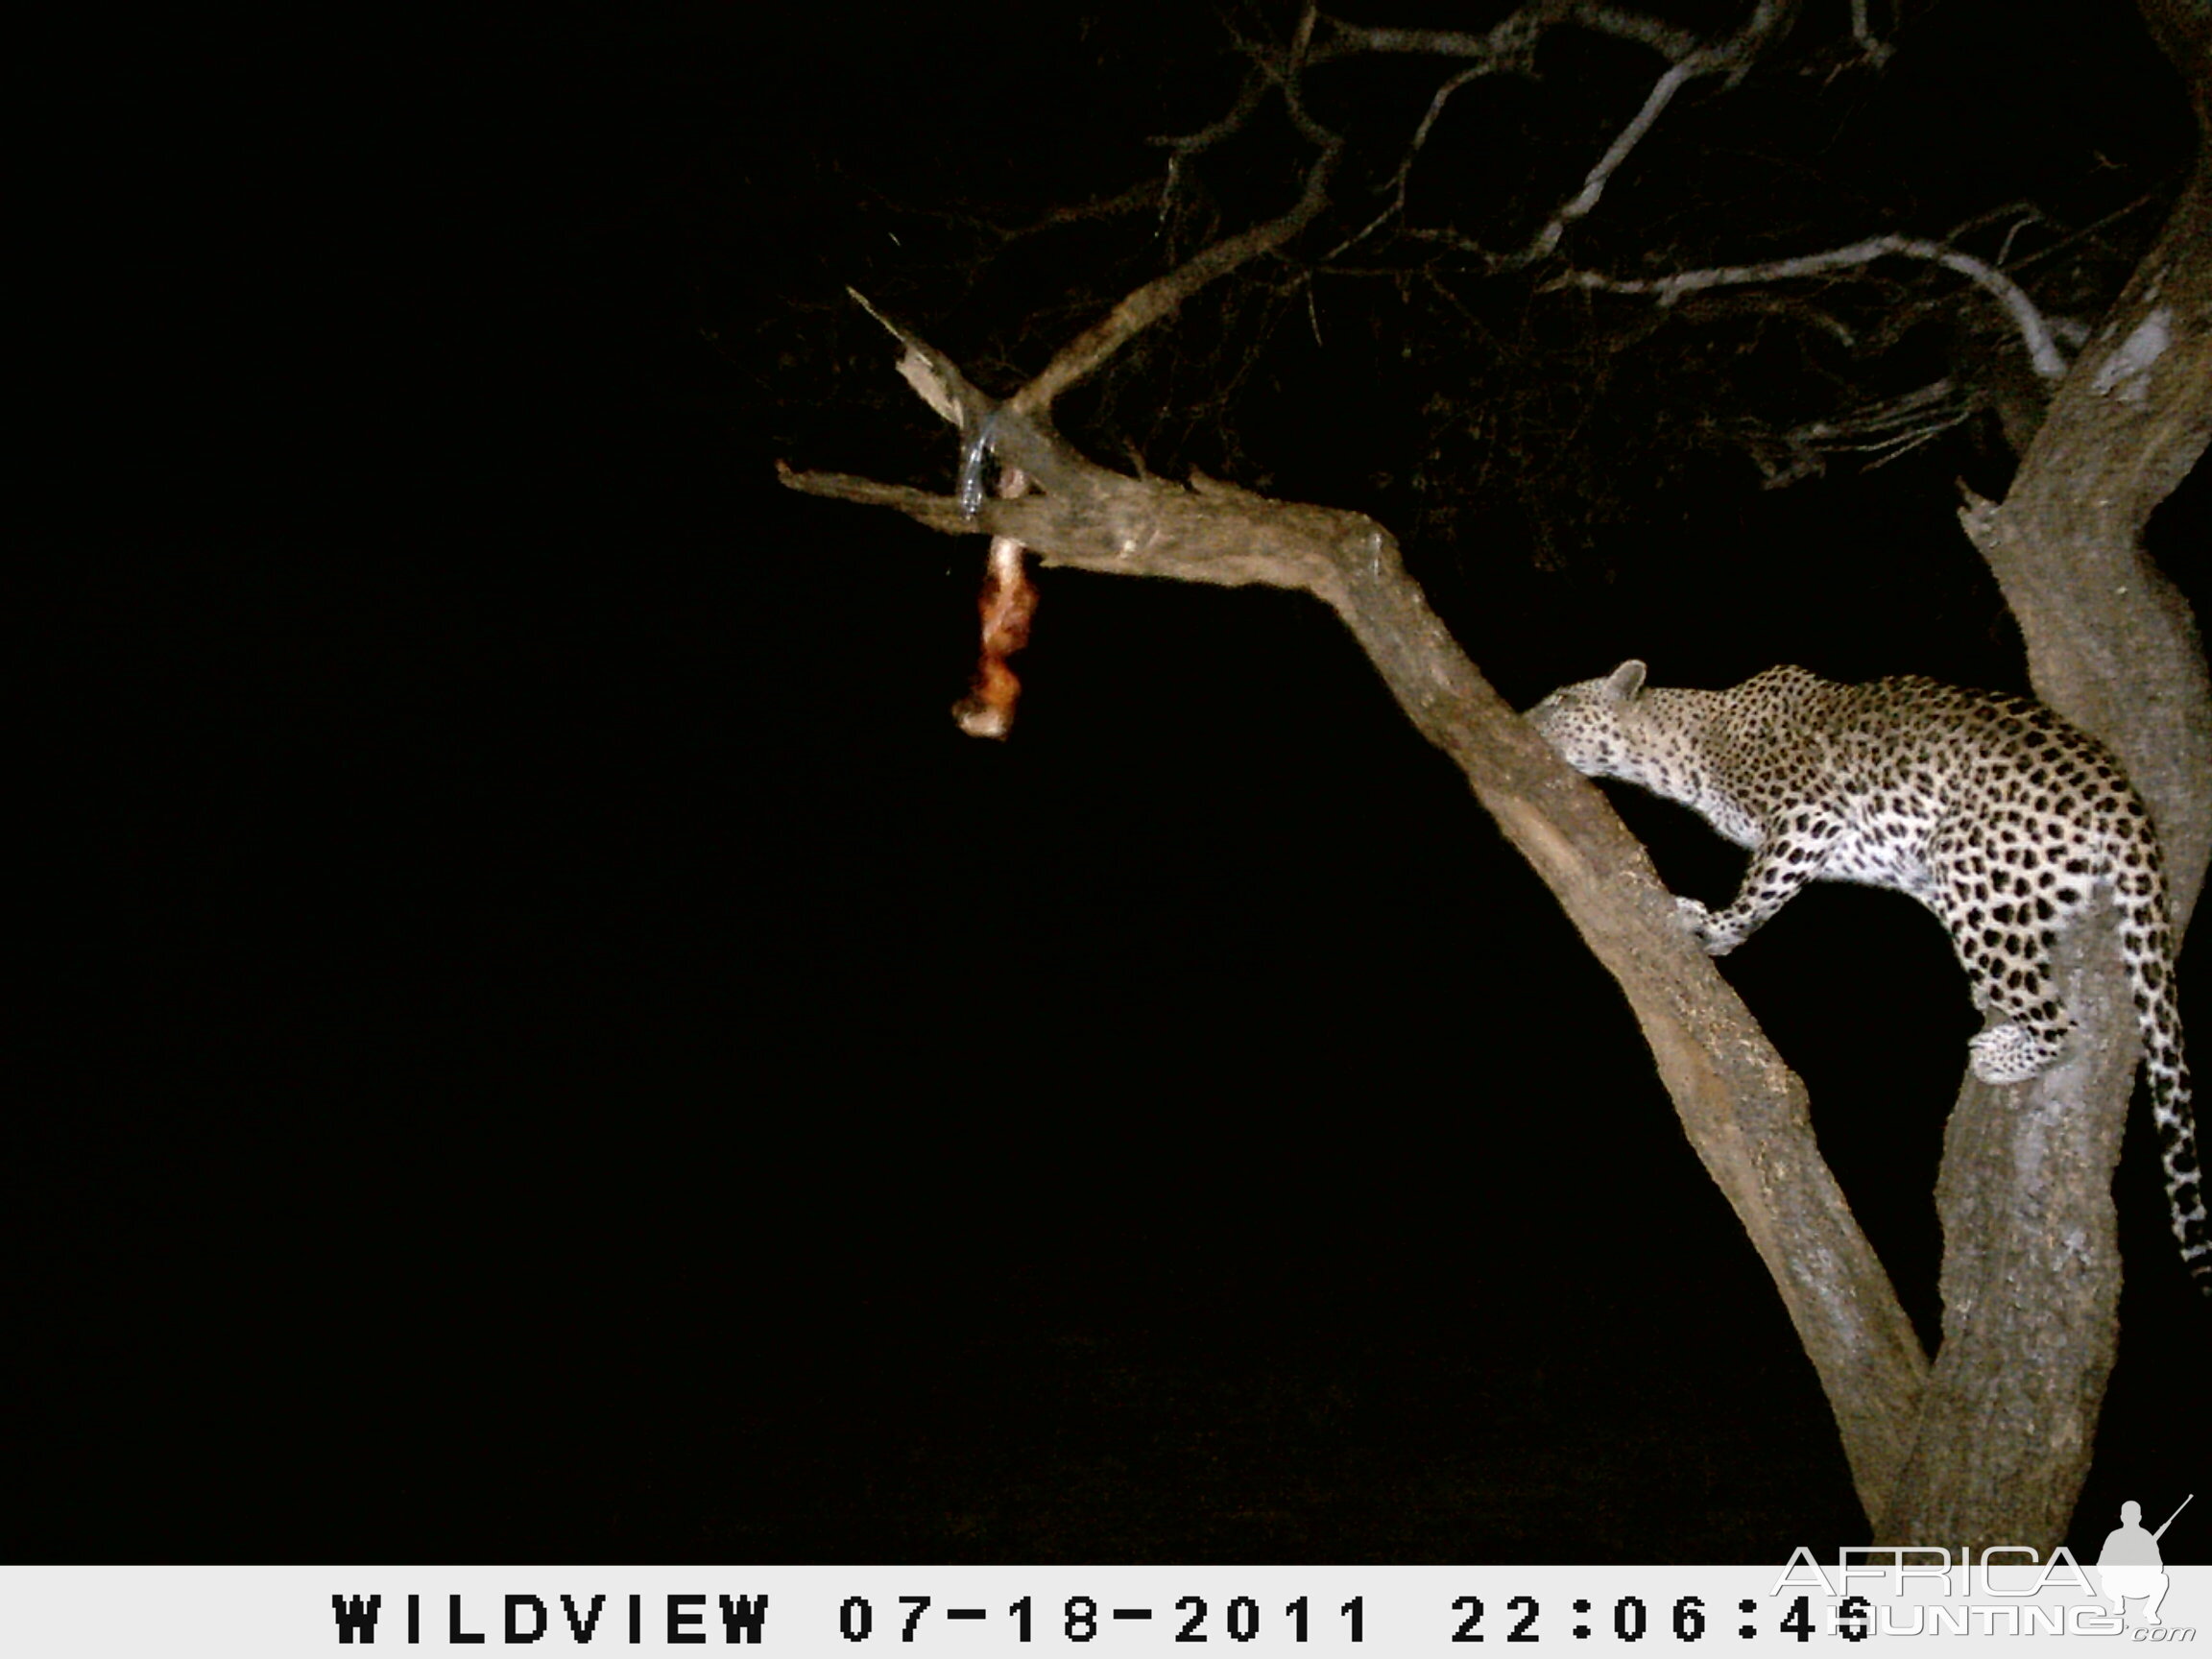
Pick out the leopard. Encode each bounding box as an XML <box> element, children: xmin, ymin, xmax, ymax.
<box><xmin>1527</xmin><ymin>659</ymin><xmax>2207</xmax><ymax>1297</ymax></box>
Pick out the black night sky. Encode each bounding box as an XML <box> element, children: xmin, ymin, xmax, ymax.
<box><xmin>23</xmin><ymin>1</ymin><xmax>2209</xmax><ymax>1564</ymax></box>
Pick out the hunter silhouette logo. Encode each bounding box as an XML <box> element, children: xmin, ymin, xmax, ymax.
<box><xmin>2098</xmin><ymin>1494</ymin><xmax>2192</xmax><ymax>1626</ymax></box>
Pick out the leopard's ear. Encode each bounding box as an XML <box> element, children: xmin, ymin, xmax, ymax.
<box><xmin>1606</xmin><ymin>660</ymin><xmax>1647</xmax><ymax>701</ymax></box>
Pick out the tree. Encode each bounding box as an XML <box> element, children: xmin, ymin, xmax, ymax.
<box><xmin>782</xmin><ymin>0</ymin><xmax>2209</xmax><ymax>1549</ymax></box>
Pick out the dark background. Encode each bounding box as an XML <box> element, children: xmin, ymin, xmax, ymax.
<box><xmin>21</xmin><ymin>1</ymin><xmax>2208</xmax><ymax>1562</ymax></box>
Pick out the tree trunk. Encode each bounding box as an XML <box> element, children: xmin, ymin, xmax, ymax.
<box><xmin>1878</xmin><ymin>0</ymin><xmax>2212</xmax><ymax>1549</ymax></box>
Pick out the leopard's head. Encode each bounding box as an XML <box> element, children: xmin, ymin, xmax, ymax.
<box><xmin>1526</xmin><ymin>660</ymin><xmax>1648</xmax><ymax>779</ymax></box>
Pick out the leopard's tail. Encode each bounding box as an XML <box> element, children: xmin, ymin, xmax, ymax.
<box><xmin>2122</xmin><ymin>861</ymin><xmax>2208</xmax><ymax>1298</ymax></box>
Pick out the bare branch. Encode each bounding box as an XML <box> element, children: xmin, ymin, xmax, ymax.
<box><xmin>1849</xmin><ymin>0</ymin><xmax>1894</xmax><ymax>67</ymax></box>
<box><xmin>1147</xmin><ymin>72</ymin><xmax>1269</xmax><ymax>158</ymax></box>
<box><xmin>1018</xmin><ymin>178</ymin><xmax>1168</xmax><ymax>237</ymax></box>
<box><xmin>1729</xmin><ymin>379</ymin><xmax>1981</xmax><ymax>487</ymax></box>
<box><xmin>1325</xmin><ymin>61</ymin><xmax>1501</xmax><ymax>263</ymax></box>
<box><xmin>1989</xmin><ymin>218</ymin><xmax>2034</xmax><ymax>272</ymax></box>
<box><xmin>1556</xmin><ymin>233</ymin><xmax>2073</xmax><ymax>377</ymax></box>
<box><xmin>1311</xmin><ymin>16</ymin><xmax>1553</xmax><ymax>65</ymax></box>
<box><xmin>1014</xmin><ymin>140</ymin><xmax>1342</xmax><ymax>414</ymax></box>
<box><xmin>1277</xmin><ymin>4</ymin><xmax>1338</xmax><ymax>151</ymax></box>
<box><xmin>1316</xmin><ymin>2</ymin><xmax>1702</xmax><ymax>66</ymax></box>
<box><xmin>1326</xmin><ymin>0</ymin><xmax>1726</xmax><ymax>270</ymax></box>
<box><xmin>2001</xmin><ymin>186</ymin><xmax>2169</xmax><ymax>276</ymax></box>
<box><xmin>1794</xmin><ymin>379</ymin><xmax>1977</xmax><ymax>463</ymax></box>
<box><xmin>1570</xmin><ymin>2</ymin><xmax>1709</xmax><ymax>60</ymax></box>
<box><xmin>1516</xmin><ymin>57</ymin><xmax>1702</xmax><ymax>263</ymax></box>
<box><xmin>1484</xmin><ymin>2</ymin><xmax>1799</xmax><ymax>270</ymax></box>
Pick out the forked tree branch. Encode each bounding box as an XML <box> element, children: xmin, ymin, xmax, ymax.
<box><xmin>1325</xmin><ymin>0</ymin><xmax>1802</xmax><ymax>267</ymax></box>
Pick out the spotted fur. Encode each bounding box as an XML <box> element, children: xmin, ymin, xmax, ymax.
<box><xmin>1527</xmin><ymin>660</ymin><xmax>2206</xmax><ymax>1296</ymax></box>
